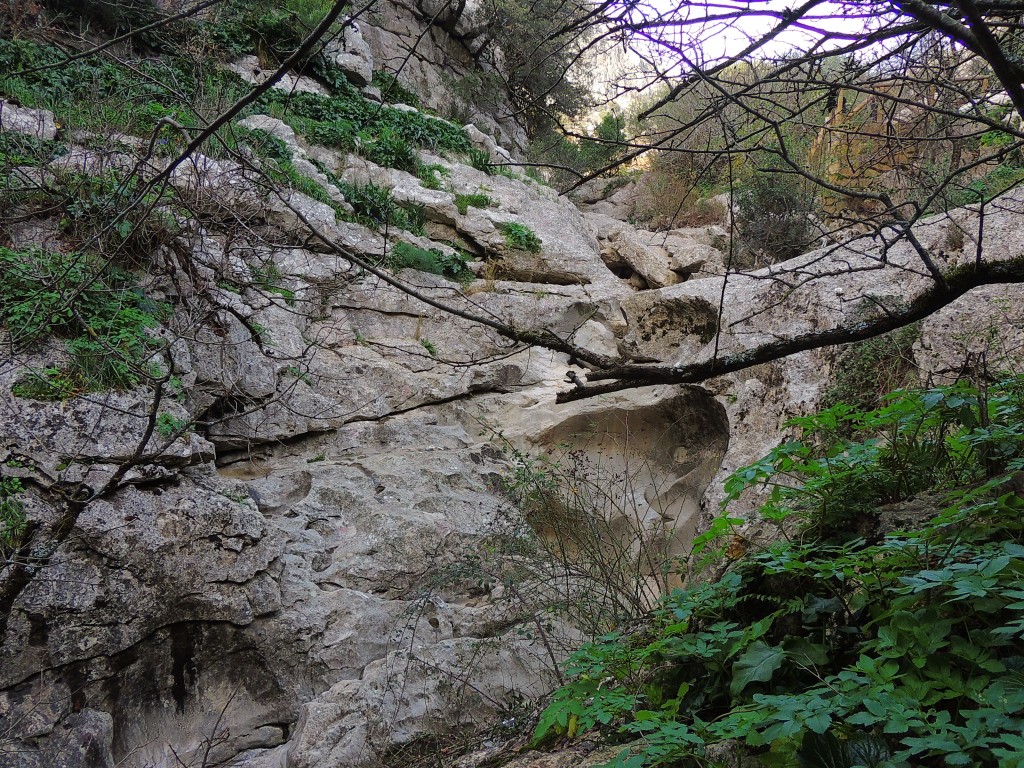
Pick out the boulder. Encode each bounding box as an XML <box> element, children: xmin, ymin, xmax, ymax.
<box><xmin>324</xmin><ymin>20</ymin><xmax>374</xmax><ymax>87</ymax></box>
<box><xmin>0</xmin><ymin>100</ymin><xmax>58</xmax><ymax>140</ymax></box>
<box><xmin>227</xmin><ymin>56</ymin><xmax>329</xmax><ymax>96</ymax></box>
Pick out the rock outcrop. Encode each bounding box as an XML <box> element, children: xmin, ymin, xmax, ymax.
<box><xmin>359</xmin><ymin>2</ymin><xmax>528</xmax><ymax>152</ymax></box>
<box><xmin>3</xmin><ymin>78</ymin><xmax>1024</xmax><ymax>768</ymax></box>
<box><xmin>0</xmin><ymin>99</ymin><xmax>717</xmax><ymax>767</ymax></box>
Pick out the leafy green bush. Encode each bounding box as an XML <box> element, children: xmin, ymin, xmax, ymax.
<box><xmin>824</xmin><ymin>324</ymin><xmax>921</xmax><ymax>415</ymax></box>
<box><xmin>0</xmin><ymin>133</ymin><xmax>66</xmax><ymax>168</ymax></box>
<box><xmin>0</xmin><ymin>248</ymin><xmax>169</xmax><ymax>397</ymax></box>
<box><xmin>0</xmin><ymin>38</ymin><xmax>247</xmax><ymax>136</ymax></box>
<box><xmin>536</xmin><ymin>379</ymin><xmax>1024</xmax><ymax>768</ymax></box>
<box><xmin>360</xmin><ymin>127</ymin><xmax>420</xmax><ymax>173</ymax></box>
<box><xmin>0</xmin><ymin>476</ymin><xmax>27</xmax><ymax>555</ymax></box>
<box><xmin>417</xmin><ymin>163</ymin><xmax>449</xmax><ymax>190</ymax></box>
<box><xmin>735</xmin><ymin>163</ymin><xmax>819</xmax><ymax>266</ymax></box>
<box><xmin>944</xmin><ymin>163</ymin><xmax>1024</xmax><ymax>209</ymax></box>
<box><xmin>337</xmin><ymin>181</ymin><xmax>426</xmax><ymax>234</ymax></box>
<box><xmin>56</xmin><ymin>171</ymin><xmax>179</xmax><ymax>261</ymax></box>
<box><xmin>500</xmin><ymin>221</ymin><xmax>542</xmax><ymax>252</ymax></box>
<box><xmin>257</xmin><ymin>89</ymin><xmax>472</xmax><ymax>155</ymax></box>
<box><xmin>197</xmin><ymin>0</ymin><xmax>339</xmax><ymax>63</ymax></box>
<box><xmin>300</xmin><ymin>119</ymin><xmax>359</xmax><ymax>153</ymax></box>
<box><xmin>389</xmin><ymin>241</ymin><xmax>473</xmax><ymax>283</ymax></box>
<box><xmin>156</xmin><ymin>413</ymin><xmax>189</xmax><ymax>438</ymax></box>
<box><xmin>526</xmin><ymin>113</ymin><xmax>629</xmax><ymax>188</ymax></box>
<box><xmin>454</xmin><ymin>192</ymin><xmax>492</xmax><ymax>215</ymax></box>
<box><xmin>467</xmin><ymin>147</ymin><xmax>493</xmax><ymax>174</ymax></box>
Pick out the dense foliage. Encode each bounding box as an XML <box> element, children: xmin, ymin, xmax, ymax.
<box><xmin>389</xmin><ymin>241</ymin><xmax>473</xmax><ymax>283</ymax></box>
<box><xmin>500</xmin><ymin>221</ymin><xmax>542</xmax><ymax>252</ymax></box>
<box><xmin>536</xmin><ymin>379</ymin><xmax>1024</xmax><ymax>767</ymax></box>
<box><xmin>0</xmin><ymin>247</ymin><xmax>169</xmax><ymax>398</ymax></box>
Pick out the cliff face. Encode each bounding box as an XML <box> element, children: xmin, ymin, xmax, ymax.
<box><xmin>2</xmin><ymin>5</ymin><xmax>1024</xmax><ymax>767</ymax></box>
<box><xmin>357</xmin><ymin>0</ymin><xmax>529</xmax><ymax>153</ymax></box>
<box><xmin>0</xmin><ymin>29</ymin><xmax>735</xmax><ymax>759</ymax></box>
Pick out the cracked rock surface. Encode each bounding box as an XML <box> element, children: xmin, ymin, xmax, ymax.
<box><xmin>3</xmin><ymin>92</ymin><xmax>1024</xmax><ymax>768</ymax></box>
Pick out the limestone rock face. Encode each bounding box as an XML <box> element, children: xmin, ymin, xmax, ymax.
<box><xmin>535</xmin><ymin>387</ymin><xmax>729</xmax><ymax>562</ymax></box>
<box><xmin>0</xmin><ymin>121</ymin><xmax>633</xmax><ymax>768</ymax></box>
<box><xmin>573</xmin><ymin>178</ymin><xmax>638</xmax><ymax>221</ymax></box>
<box><xmin>5</xmin><ymin>74</ymin><xmax>1024</xmax><ymax>768</ymax></box>
<box><xmin>359</xmin><ymin>1</ymin><xmax>527</xmax><ymax>152</ymax></box>
<box><xmin>227</xmin><ymin>56</ymin><xmax>330</xmax><ymax>96</ymax></box>
<box><xmin>465</xmin><ymin>123</ymin><xmax>514</xmax><ymax>164</ymax></box>
<box><xmin>914</xmin><ymin>283</ymin><xmax>1024</xmax><ymax>383</ymax></box>
<box><xmin>584</xmin><ymin>212</ymin><xmax>727</xmax><ymax>289</ymax></box>
<box><xmin>324</xmin><ymin>20</ymin><xmax>375</xmax><ymax>87</ymax></box>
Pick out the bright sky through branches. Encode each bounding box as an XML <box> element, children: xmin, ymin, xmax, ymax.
<box><xmin>630</xmin><ymin>0</ymin><xmax>886</xmax><ymax>70</ymax></box>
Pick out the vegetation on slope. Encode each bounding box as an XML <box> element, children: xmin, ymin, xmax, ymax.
<box><xmin>0</xmin><ymin>247</ymin><xmax>171</xmax><ymax>399</ymax></box>
<box><xmin>0</xmin><ymin>20</ymin><xmax>488</xmax><ymax>402</ymax></box>
<box><xmin>535</xmin><ymin>377</ymin><xmax>1024</xmax><ymax>767</ymax></box>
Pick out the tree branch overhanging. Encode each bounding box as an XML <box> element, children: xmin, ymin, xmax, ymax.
<box><xmin>556</xmin><ymin>256</ymin><xmax>1024</xmax><ymax>403</ymax></box>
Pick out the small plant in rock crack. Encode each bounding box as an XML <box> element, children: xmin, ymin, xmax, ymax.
<box><xmin>156</xmin><ymin>413</ymin><xmax>189</xmax><ymax>438</ymax></box>
<box><xmin>419</xmin><ymin>338</ymin><xmax>438</xmax><ymax>357</ymax></box>
<box><xmin>284</xmin><ymin>365</ymin><xmax>314</xmax><ymax>385</ymax></box>
<box><xmin>467</xmin><ymin>147</ymin><xmax>492</xmax><ymax>174</ymax></box>
<box><xmin>454</xmin><ymin>192</ymin><xmax>492</xmax><ymax>215</ymax></box>
<box><xmin>336</xmin><ymin>181</ymin><xmax>426</xmax><ymax>234</ymax></box>
<box><xmin>0</xmin><ymin>476</ymin><xmax>27</xmax><ymax>555</ymax></box>
<box><xmin>500</xmin><ymin>221</ymin><xmax>542</xmax><ymax>253</ymax></box>
<box><xmin>417</xmin><ymin>163</ymin><xmax>449</xmax><ymax>190</ymax></box>
<box><xmin>220</xmin><ymin>488</ymin><xmax>250</xmax><ymax>504</ymax></box>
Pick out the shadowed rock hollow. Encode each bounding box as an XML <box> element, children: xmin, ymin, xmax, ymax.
<box><xmin>535</xmin><ymin>387</ymin><xmax>729</xmax><ymax>570</ymax></box>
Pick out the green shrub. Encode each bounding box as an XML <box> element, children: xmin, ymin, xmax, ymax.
<box><xmin>203</xmin><ymin>0</ymin><xmax>339</xmax><ymax>64</ymax></box>
<box><xmin>156</xmin><ymin>413</ymin><xmax>189</xmax><ymax>438</ymax></box>
<box><xmin>337</xmin><ymin>181</ymin><xmax>425</xmax><ymax>234</ymax></box>
<box><xmin>500</xmin><ymin>221</ymin><xmax>542</xmax><ymax>252</ymax></box>
<box><xmin>57</xmin><ymin>171</ymin><xmax>179</xmax><ymax>261</ymax></box>
<box><xmin>372</xmin><ymin>71</ymin><xmax>421</xmax><ymax>107</ymax></box>
<box><xmin>389</xmin><ymin>241</ymin><xmax>473</xmax><ymax>282</ymax></box>
<box><xmin>0</xmin><ymin>133</ymin><xmax>66</xmax><ymax>168</ymax></box>
<box><xmin>824</xmin><ymin>323</ymin><xmax>921</xmax><ymax>415</ymax></box>
<box><xmin>0</xmin><ymin>38</ymin><xmax>248</xmax><ymax>136</ymax></box>
<box><xmin>360</xmin><ymin>127</ymin><xmax>419</xmax><ymax>173</ymax></box>
<box><xmin>301</xmin><ymin>119</ymin><xmax>359</xmax><ymax>153</ymax></box>
<box><xmin>256</xmin><ymin>89</ymin><xmax>472</xmax><ymax>155</ymax></box>
<box><xmin>417</xmin><ymin>163</ymin><xmax>449</xmax><ymax>190</ymax></box>
<box><xmin>735</xmin><ymin>163</ymin><xmax>818</xmax><ymax>266</ymax></box>
<box><xmin>945</xmin><ymin>163</ymin><xmax>1024</xmax><ymax>209</ymax></box>
<box><xmin>526</xmin><ymin>113</ymin><xmax>628</xmax><ymax>188</ymax></box>
<box><xmin>0</xmin><ymin>476</ymin><xmax>26</xmax><ymax>555</ymax></box>
<box><xmin>467</xmin><ymin>147</ymin><xmax>492</xmax><ymax>174</ymax></box>
<box><xmin>11</xmin><ymin>367</ymin><xmax>81</xmax><ymax>400</ymax></box>
<box><xmin>454</xmin><ymin>192</ymin><xmax>492</xmax><ymax>215</ymax></box>
<box><xmin>0</xmin><ymin>247</ymin><xmax>169</xmax><ymax>397</ymax></box>
<box><xmin>233</xmin><ymin>124</ymin><xmax>293</xmax><ymax>163</ymax></box>
<box><xmin>536</xmin><ymin>378</ymin><xmax>1024</xmax><ymax>768</ymax></box>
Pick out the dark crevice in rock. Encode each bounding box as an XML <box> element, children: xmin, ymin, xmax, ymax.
<box><xmin>169</xmin><ymin>622</ymin><xmax>196</xmax><ymax>713</ymax></box>
<box><xmin>345</xmin><ymin>382</ymin><xmax>515</xmax><ymax>424</ymax></box>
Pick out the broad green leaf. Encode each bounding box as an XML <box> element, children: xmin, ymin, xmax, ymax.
<box><xmin>731</xmin><ymin>641</ymin><xmax>786</xmax><ymax>696</ymax></box>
